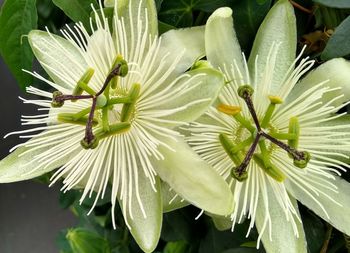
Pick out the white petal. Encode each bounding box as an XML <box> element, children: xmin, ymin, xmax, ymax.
<box><xmin>290</xmin><ymin>58</ymin><xmax>350</xmax><ymax>107</ymax></box>
<box><xmin>28</xmin><ymin>30</ymin><xmax>88</xmax><ymax>90</ymax></box>
<box><xmin>248</xmin><ymin>0</ymin><xmax>296</xmax><ymax>92</ymax></box>
<box><xmin>205</xmin><ymin>7</ymin><xmax>244</xmax><ymax>75</ymax></box>
<box><xmin>286</xmin><ymin>175</ymin><xmax>350</xmax><ymax>235</ymax></box>
<box><xmin>255</xmin><ymin>183</ymin><xmax>308</xmax><ymax>253</ymax></box>
<box><xmin>152</xmin><ymin>137</ymin><xmax>234</xmax><ymax>216</ymax></box>
<box><xmin>120</xmin><ymin>176</ymin><xmax>162</xmax><ymax>253</ymax></box>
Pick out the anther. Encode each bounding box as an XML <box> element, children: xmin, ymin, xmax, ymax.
<box><xmin>268</xmin><ymin>95</ymin><xmax>283</xmax><ymax>105</ymax></box>
<box><xmin>253</xmin><ymin>154</ymin><xmax>286</xmax><ymax>182</ymax></box>
<box><xmin>120</xmin><ymin>83</ymin><xmax>141</xmax><ymax>122</ymax></box>
<box><xmin>288</xmin><ymin>117</ymin><xmax>300</xmax><ymax>149</ymax></box>
<box><xmin>72</xmin><ymin>68</ymin><xmax>96</xmax><ymax>98</ymax></box>
<box><xmin>51</xmin><ymin>91</ymin><xmax>64</xmax><ymax>107</ymax></box>
<box><xmin>293</xmin><ymin>151</ymin><xmax>311</xmax><ymax>169</ymax></box>
<box><xmin>217</xmin><ymin>104</ymin><xmax>241</xmax><ymax>116</ymax></box>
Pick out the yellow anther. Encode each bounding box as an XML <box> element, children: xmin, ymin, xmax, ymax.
<box><xmin>217</xmin><ymin>104</ymin><xmax>242</xmax><ymax>116</ymax></box>
<box><xmin>268</xmin><ymin>95</ymin><xmax>283</xmax><ymax>104</ymax></box>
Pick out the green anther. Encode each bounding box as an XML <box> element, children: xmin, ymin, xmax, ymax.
<box><xmin>238</xmin><ymin>85</ymin><xmax>254</xmax><ymax>98</ymax></box>
<box><xmin>96</xmin><ymin>122</ymin><xmax>131</xmax><ymax>139</ymax></box>
<box><xmin>81</xmin><ymin>136</ymin><xmax>99</xmax><ymax>150</ymax></box>
<box><xmin>96</xmin><ymin>94</ymin><xmax>107</xmax><ymax>108</ymax></box>
<box><xmin>120</xmin><ymin>83</ymin><xmax>141</xmax><ymax>122</ymax></box>
<box><xmin>57</xmin><ymin>113</ymin><xmax>98</xmax><ymax>126</ymax></box>
<box><xmin>269</xmin><ymin>132</ymin><xmax>297</xmax><ymax>140</ymax></box>
<box><xmin>253</xmin><ymin>154</ymin><xmax>286</xmax><ymax>182</ymax></box>
<box><xmin>233</xmin><ymin>113</ymin><xmax>255</xmax><ymax>133</ymax></box>
<box><xmin>231</xmin><ymin>168</ymin><xmax>248</xmax><ymax>182</ymax></box>
<box><xmin>288</xmin><ymin>117</ymin><xmax>300</xmax><ymax>149</ymax></box>
<box><xmin>51</xmin><ymin>91</ymin><xmax>64</xmax><ymax>108</ymax></box>
<box><xmin>293</xmin><ymin>151</ymin><xmax>311</xmax><ymax>169</ymax></box>
<box><xmin>268</xmin><ymin>95</ymin><xmax>283</xmax><ymax>105</ymax></box>
<box><xmin>219</xmin><ymin>134</ymin><xmax>243</xmax><ymax>165</ymax></box>
<box><xmin>72</xmin><ymin>68</ymin><xmax>96</xmax><ymax>98</ymax></box>
<box><xmin>102</xmin><ymin>107</ymin><xmax>110</xmax><ymax>132</ymax></box>
<box><xmin>107</xmin><ymin>96</ymin><xmax>132</xmax><ymax>106</ymax></box>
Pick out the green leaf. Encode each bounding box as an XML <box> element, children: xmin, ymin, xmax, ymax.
<box><xmin>0</xmin><ymin>0</ymin><xmax>37</xmax><ymax>90</ymax></box>
<box><xmin>164</xmin><ymin>241</ymin><xmax>190</xmax><ymax>253</ymax></box>
<box><xmin>158</xmin><ymin>0</ymin><xmax>230</xmax><ymax>27</ymax></box>
<box><xmin>232</xmin><ymin>0</ymin><xmax>272</xmax><ymax>52</ymax></box>
<box><xmin>52</xmin><ymin>0</ymin><xmax>97</xmax><ymax>29</ymax></box>
<box><xmin>322</xmin><ymin>16</ymin><xmax>350</xmax><ymax>60</ymax></box>
<box><xmin>313</xmin><ymin>0</ymin><xmax>350</xmax><ymax>8</ymax></box>
<box><xmin>161</xmin><ymin>211</ymin><xmax>194</xmax><ymax>242</ymax></box>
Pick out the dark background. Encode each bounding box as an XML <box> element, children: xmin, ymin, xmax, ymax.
<box><xmin>0</xmin><ymin>1</ymin><xmax>77</xmax><ymax>253</ymax></box>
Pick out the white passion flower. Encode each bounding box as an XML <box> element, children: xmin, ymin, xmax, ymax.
<box><xmin>187</xmin><ymin>1</ymin><xmax>350</xmax><ymax>253</ymax></box>
<box><xmin>0</xmin><ymin>0</ymin><xmax>234</xmax><ymax>252</ymax></box>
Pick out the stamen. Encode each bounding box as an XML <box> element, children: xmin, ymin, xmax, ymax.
<box><xmin>72</xmin><ymin>68</ymin><xmax>96</xmax><ymax>98</ymax></box>
<box><xmin>219</xmin><ymin>133</ymin><xmax>244</xmax><ymax>165</ymax></box>
<box><xmin>288</xmin><ymin>117</ymin><xmax>300</xmax><ymax>149</ymax></box>
<box><xmin>253</xmin><ymin>154</ymin><xmax>286</xmax><ymax>182</ymax></box>
<box><xmin>120</xmin><ymin>83</ymin><xmax>141</xmax><ymax>122</ymax></box>
<box><xmin>217</xmin><ymin>104</ymin><xmax>241</xmax><ymax>116</ymax></box>
<box><xmin>261</xmin><ymin>95</ymin><xmax>283</xmax><ymax>128</ymax></box>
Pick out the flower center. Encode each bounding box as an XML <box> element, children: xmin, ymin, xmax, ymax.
<box><xmin>51</xmin><ymin>55</ymin><xmax>140</xmax><ymax>149</ymax></box>
<box><xmin>218</xmin><ymin>85</ymin><xmax>311</xmax><ymax>182</ymax></box>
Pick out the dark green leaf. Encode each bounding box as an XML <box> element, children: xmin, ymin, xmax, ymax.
<box><xmin>220</xmin><ymin>248</ymin><xmax>260</xmax><ymax>253</ymax></box>
<box><xmin>232</xmin><ymin>0</ymin><xmax>272</xmax><ymax>53</ymax></box>
<box><xmin>321</xmin><ymin>15</ymin><xmax>350</xmax><ymax>59</ymax></box>
<box><xmin>161</xmin><ymin>211</ymin><xmax>193</xmax><ymax>242</ymax></box>
<box><xmin>0</xmin><ymin>0</ymin><xmax>37</xmax><ymax>90</ymax></box>
<box><xmin>52</xmin><ymin>0</ymin><xmax>97</xmax><ymax>29</ymax></box>
<box><xmin>164</xmin><ymin>241</ymin><xmax>190</xmax><ymax>253</ymax></box>
<box><xmin>59</xmin><ymin>189</ymin><xmax>80</xmax><ymax>209</ymax></box>
<box><xmin>158</xmin><ymin>21</ymin><xmax>175</xmax><ymax>34</ymax></box>
<box><xmin>313</xmin><ymin>0</ymin><xmax>350</xmax><ymax>8</ymax></box>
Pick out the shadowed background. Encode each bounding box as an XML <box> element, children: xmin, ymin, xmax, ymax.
<box><xmin>0</xmin><ymin>1</ymin><xmax>77</xmax><ymax>252</ymax></box>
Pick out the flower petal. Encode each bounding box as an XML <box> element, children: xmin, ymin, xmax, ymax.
<box><xmin>248</xmin><ymin>0</ymin><xmax>296</xmax><ymax>91</ymax></box>
<box><xmin>115</xmin><ymin>0</ymin><xmax>158</xmax><ymax>40</ymax></box>
<box><xmin>286</xmin><ymin>175</ymin><xmax>350</xmax><ymax>235</ymax></box>
<box><xmin>0</xmin><ymin>141</ymin><xmax>67</xmax><ymax>183</ymax></box>
<box><xmin>28</xmin><ymin>30</ymin><xmax>88</xmax><ymax>90</ymax></box>
<box><xmin>289</xmin><ymin>58</ymin><xmax>350</xmax><ymax>106</ymax></box>
<box><xmin>120</xmin><ymin>175</ymin><xmax>162</xmax><ymax>253</ymax></box>
<box><xmin>161</xmin><ymin>181</ymin><xmax>189</xmax><ymax>213</ymax></box>
<box><xmin>145</xmin><ymin>67</ymin><xmax>224</xmax><ymax>126</ymax></box>
<box><xmin>255</xmin><ymin>184</ymin><xmax>308</xmax><ymax>253</ymax></box>
<box><xmin>152</xmin><ymin>137</ymin><xmax>234</xmax><ymax>216</ymax></box>
<box><xmin>158</xmin><ymin>26</ymin><xmax>206</xmax><ymax>82</ymax></box>
<box><xmin>205</xmin><ymin>7</ymin><xmax>244</xmax><ymax>74</ymax></box>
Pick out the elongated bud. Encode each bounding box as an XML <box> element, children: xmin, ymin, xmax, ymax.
<box><xmin>293</xmin><ymin>151</ymin><xmax>311</xmax><ymax>169</ymax></box>
<box><xmin>217</xmin><ymin>104</ymin><xmax>241</xmax><ymax>116</ymax></box>
<box><xmin>66</xmin><ymin>228</ymin><xmax>111</xmax><ymax>253</ymax></box>
<box><xmin>51</xmin><ymin>91</ymin><xmax>64</xmax><ymax>107</ymax></box>
<box><xmin>253</xmin><ymin>154</ymin><xmax>286</xmax><ymax>182</ymax></box>
<box><xmin>238</xmin><ymin>85</ymin><xmax>254</xmax><ymax>98</ymax></box>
